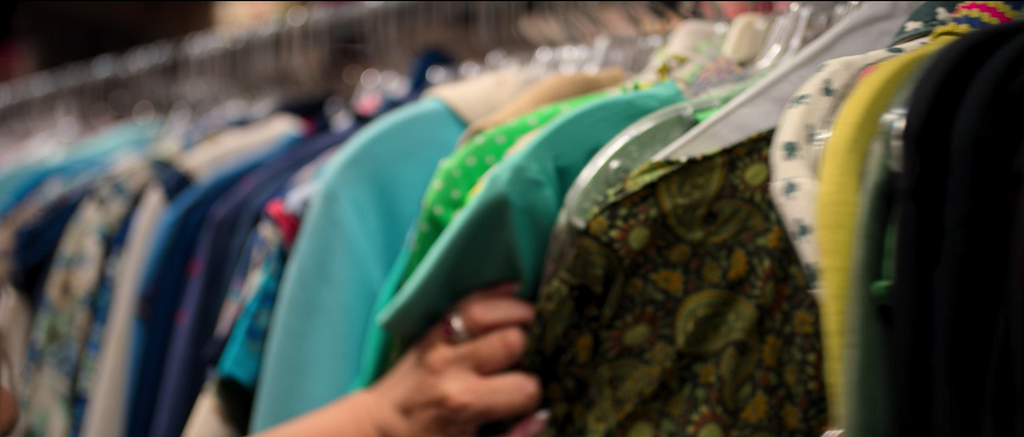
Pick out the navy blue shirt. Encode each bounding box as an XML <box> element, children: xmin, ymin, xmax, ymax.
<box><xmin>126</xmin><ymin>134</ymin><xmax>301</xmax><ymax>437</ymax></box>
<box><xmin>147</xmin><ymin>128</ymin><xmax>359</xmax><ymax>437</ymax></box>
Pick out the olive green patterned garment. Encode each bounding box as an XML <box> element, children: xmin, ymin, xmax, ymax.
<box><xmin>521</xmin><ymin>130</ymin><xmax>829</xmax><ymax>437</ymax></box>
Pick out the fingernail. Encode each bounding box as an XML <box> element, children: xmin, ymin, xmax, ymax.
<box><xmin>521</xmin><ymin>409</ymin><xmax>550</xmax><ymax>436</ymax></box>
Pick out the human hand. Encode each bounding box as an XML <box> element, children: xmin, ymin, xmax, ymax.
<box><xmin>366</xmin><ymin>283</ymin><xmax>545</xmax><ymax>437</ymax></box>
<box><xmin>0</xmin><ymin>385</ymin><xmax>16</xmax><ymax>436</ymax></box>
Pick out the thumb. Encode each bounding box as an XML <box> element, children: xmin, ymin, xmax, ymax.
<box><xmin>495</xmin><ymin>410</ymin><xmax>550</xmax><ymax>437</ymax></box>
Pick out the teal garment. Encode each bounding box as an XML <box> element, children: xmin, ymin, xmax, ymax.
<box><xmin>0</xmin><ymin>119</ymin><xmax>161</xmax><ymax>216</ymax></box>
<box><xmin>377</xmin><ymin>80</ymin><xmax>685</xmax><ymax>342</ymax></box>
<box><xmin>251</xmin><ymin>97</ymin><xmax>465</xmax><ymax>432</ymax></box>
<box><xmin>348</xmin><ymin>244</ymin><xmax>412</xmax><ymax>392</ymax></box>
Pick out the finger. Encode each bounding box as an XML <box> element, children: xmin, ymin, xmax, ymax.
<box><xmin>420</xmin><ymin>319</ymin><xmax>451</xmax><ymax>348</ymax></box>
<box><xmin>451</xmin><ymin>327</ymin><xmax>528</xmax><ymax>374</ymax></box>
<box><xmin>467</xmin><ymin>372</ymin><xmax>542</xmax><ymax>423</ymax></box>
<box><xmin>457</xmin><ymin>296</ymin><xmax>535</xmax><ymax>337</ymax></box>
<box><xmin>419</xmin><ymin>283</ymin><xmax>522</xmax><ymax>347</ymax></box>
<box><xmin>497</xmin><ymin>410</ymin><xmax>551</xmax><ymax>437</ymax></box>
<box><xmin>459</xmin><ymin>282</ymin><xmax>520</xmax><ymax>303</ymax></box>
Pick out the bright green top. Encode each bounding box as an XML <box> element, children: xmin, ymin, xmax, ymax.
<box><xmin>403</xmin><ymin>91</ymin><xmax>609</xmax><ymax>279</ymax></box>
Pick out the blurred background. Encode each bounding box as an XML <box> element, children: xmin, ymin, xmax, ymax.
<box><xmin>0</xmin><ymin>2</ymin><xmax>315</xmax><ymax>81</ymax></box>
<box><xmin>0</xmin><ymin>1</ymin><xmax>701</xmax><ymax>141</ymax></box>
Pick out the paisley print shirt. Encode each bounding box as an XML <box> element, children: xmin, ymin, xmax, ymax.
<box><xmin>521</xmin><ymin>131</ymin><xmax>828</xmax><ymax>437</ymax></box>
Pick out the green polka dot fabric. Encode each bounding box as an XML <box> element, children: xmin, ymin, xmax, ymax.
<box><xmin>403</xmin><ymin>91</ymin><xmax>608</xmax><ymax>280</ymax></box>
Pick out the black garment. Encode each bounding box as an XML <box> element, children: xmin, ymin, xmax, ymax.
<box><xmin>934</xmin><ymin>23</ymin><xmax>1024</xmax><ymax>437</ymax></box>
<box><xmin>893</xmin><ymin>21</ymin><xmax>1024</xmax><ymax>437</ymax></box>
<box><xmin>217</xmin><ymin>378</ymin><xmax>253</xmax><ymax>434</ymax></box>
<box><xmin>1011</xmin><ymin>144</ymin><xmax>1024</xmax><ymax>437</ymax></box>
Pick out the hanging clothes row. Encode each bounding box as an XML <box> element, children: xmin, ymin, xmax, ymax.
<box><xmin>1</xmin><ymin>1</ymin><xmax>1023</xmax><ymax>437</ymax></box>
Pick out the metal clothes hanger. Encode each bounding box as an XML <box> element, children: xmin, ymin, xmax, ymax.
<box><xmin>347</xmin><ymin>4</ymin><xmax>391</xmax><ymax>114</ymax></box>
<box><xmin>547</xmin><ymin>3</ymin><xmax>573</xmax><ymax>47</ymax></box>
<box><xmin>880</xmin><ymin>52</ymin><xmax>935</xmax><ymax>177</ymax></box>
<box><xmin>593</xmin><ymin>4</ymin><xmax>649</xmax><ymax>73</ymax></box>
<box><xmin>652</xmin><ymin>2</ymin><xmax>923</xmax><ymax>162</ymax></box>
<box><xmin>461</xmin><ymin>2</ymin><xmax>501</xmax><ymax>79</ymax></box>
<box><xmin>516</xmin><ymin>4</ymin><xmax>576</xmax><ymax>79</ymax></box>
<box><xmin>565</xmin><ymin>7</ymin><xmax>602</xmax><ymax>73</ymax></box>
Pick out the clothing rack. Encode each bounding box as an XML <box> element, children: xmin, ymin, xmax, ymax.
<box><xmin>10</xmin><ymin>2</ymin><xmax>1017</xmax><ymax>436</ymax></box>
<box><xmin>0</xmin><ymin>1</ymin><xmax>683</xmax><ymax>145</ymax></box>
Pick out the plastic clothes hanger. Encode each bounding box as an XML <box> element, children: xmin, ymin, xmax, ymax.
<box><xmin>560</xmin><ymin>12</ymin><xmax>767</xmax><ymax>231</ymax></box>
<box><xmin>749</xmin><ymin>2</ymin><xmax>849</xmax><ymax>74</ymax></box>
<box><xmin>653</xmin><ymin>1</ymin><xmax>921</xmax><ymax>161</ymax></box>
<box><xmin>808</xmin><ymin>36</ymin><xmax>931</xmax><ymax>179</ymax></box>
<box><xmin>746</xmin><ymin>2</ymin><xmax>804</xmax><ymax>71</ymax></box>
<box><xmin>634</xmin><ymin>18</ymin><xmax>724</xmax><ymax>83</ymax></box>
<box><xmin>562</xmin><ymin>98</ymin><xmax>723</xmax><ymax>229</ymax></box>
<box><xmin>881</xmin><ymin>53</ymin><xmax>936</xmax><ymax>176</ymax></box>
<box><xmin>721</xmin><ymin>12</ymin><xmax>775</xmax><ymax>65</ymax></box>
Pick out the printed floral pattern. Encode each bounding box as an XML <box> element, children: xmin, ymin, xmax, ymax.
<box><xmin>71</xmin><ymin>212</ymin><xmax>133</xmax><ymax>437</ymax></box>
<box><xmin>17</xmin><ymin>157</ymin><xmax>155</xmax><ymax>437</ymax></box>
<box><xmin>521</xmin><ymin>132</ymin><xmax>828</xmax><ymax>437</ymax></box>
<box><xmin>217</xmin><ymin>215</ymin><xmax>287</xmax><ymax>389</ymax></box>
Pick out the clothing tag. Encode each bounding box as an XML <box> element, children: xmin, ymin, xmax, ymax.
<box><xmin>283</xmin><ymin>181</ymin><xmax>319</xmax><ymax>216</ymax></box>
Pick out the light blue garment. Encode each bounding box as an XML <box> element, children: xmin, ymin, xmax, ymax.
<box><xmin>348</xmin><ymin>233</ymin><xmax>414</xmax><ymax>392</ymax></box>
<box><xmin>251</xmin><ymin>97</ymin><xmax>465</xmax><ymax>432</ymax></box>
<box><xmin>377</xmin><ymin>81</ymin><xmax>686</xmax><ymax>341</ymax></box>
<box><xmin>0</xmin><ymin>119</ymin><xmax>161</xmax><ymax>216</ymax></box>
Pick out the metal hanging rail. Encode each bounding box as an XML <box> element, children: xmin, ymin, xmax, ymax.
<box><xmin>0</xmin><ymin>1</ymin><xmax>682</xmax><ymax>142</ymax></box>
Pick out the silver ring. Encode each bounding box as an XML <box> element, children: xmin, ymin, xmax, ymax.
<box><xmin>447</xmin><ymin>312</ymin><xmax>472</xmax><ymax>344</ymax></box>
